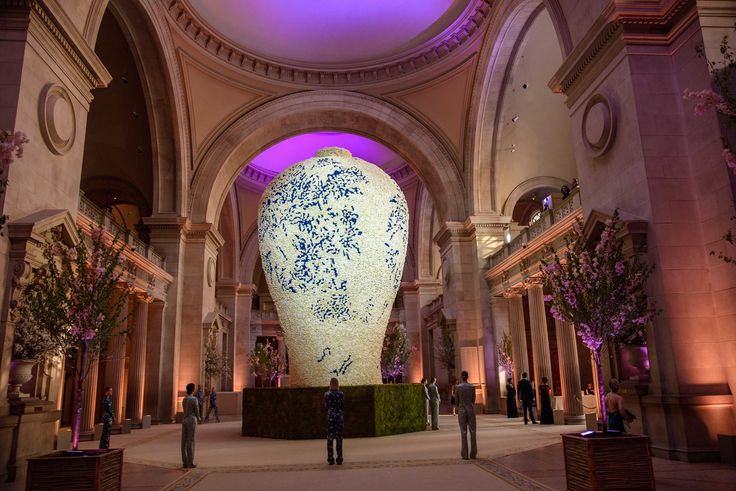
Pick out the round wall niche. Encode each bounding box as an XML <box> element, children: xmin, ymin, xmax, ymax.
<box><xmin>581</xmin><ymin>93</ymin><xmax>616</xmax><ymax>158</ymax></box>
<box><xmin>38</xmin><ymin>83</ymin><xmax>76</xmax><ymax>155</ymax></box>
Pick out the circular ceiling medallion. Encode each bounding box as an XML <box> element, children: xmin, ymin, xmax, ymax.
<box><xmin>38</xmin><ymin>83</ymin><xmax>76</xmax><ymax>155</ymax></box>
<box><xmin>581</xmin><ymin>93</ymin><xmax>616</xmax><ymax>158</ymax></box>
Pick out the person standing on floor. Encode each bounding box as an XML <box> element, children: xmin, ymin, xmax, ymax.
<box><xmin>456</xmin><ymin>370</ymin><xmax>477</xmax><ymax>460</ymax></box>
<box><xmin>421</xmin><ymin>378</ymin><xmax>430</xmax><ymax>429</ymax></box>
<box><xmin>325</xmin><ymin>377</ymin><xmax>345</xmax><ymax>465</ymax></box>
<box><xmin>99</xmin><ymin>386</ymin><xmax>114</xmax><ymax>449</ymax></box>
<box><xmin>195</xmin><ymin>384</ymin><xmax>204</xmax><ymax>420</ymax></box>
<box><xmin>506</xmin><ymin>378</ymin><xmax>519</xmax><ymax>418</ymax></box>
<box><xmin>428</xmin><ymin>377</ymin><xmax>441</xmax><ymax>430</ymax></box>
<box><xmin>182</xmin><ymin>383</ymin><xmax>201</xmax><ymax>469</ymax></box>
<box><xmin>539</xmin><ymin>377</ymin><xmax>554</xmax><ymax>424</ymax></box>
<box><xmin>205</xmin><ymin>387</ymin><xmax>220</xmax><ymax>422</ymax></box>
<box><xmin>518</xmin><ymin>372</ymin><xmax>538</xmax><ymax>424</ymax></box>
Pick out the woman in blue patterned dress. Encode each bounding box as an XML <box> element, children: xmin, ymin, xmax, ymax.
<box><xmin>325</xmin><ymin>377</ymin><xmax>345</xmax><ymax>465</ymax></box>
<box><xmin>99</xmin><ymin>386</ymin><xmax>114</xmax><ymax>449</ymax></box>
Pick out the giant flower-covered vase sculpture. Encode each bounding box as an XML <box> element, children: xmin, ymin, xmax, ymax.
<box><xmin>258</xmin><ymin>147</ymin><xmax>408</xmax><ymax>386</ymax></box>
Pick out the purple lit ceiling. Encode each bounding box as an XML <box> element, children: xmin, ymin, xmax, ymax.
<box><xmin>186</xmin><ymin>0</ymin><xmax>470</xmax><ymax>65</ymax></box>
<box><xmin>247</xmin><ymin>132</ymin><xmax>406</xmax><ymax>176</ymax></box>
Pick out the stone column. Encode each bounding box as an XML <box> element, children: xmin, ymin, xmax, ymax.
<box><xmin>126</xmin><ymin>295</ymin><xmax>150</xmax><ymax>423</ymax></box>
<box><xmin>81</xmin><ymin>354</ymin><xmax>100</xmax><ymax>432</ymax></box>
<box><xmin>555</xmin><ymin>318</ymin><xmax>584</xmax><ymax>423</ymax></box>
<box><xmin>233</xmin><ymin>284</ymin><xmax>254</xmax><ymax>391</ymax></box>
<box><xmin>144</xmin><ymin>217</ymin><xmax>187</xmax><ymax>423</ymax></box>
<box><xmin>526</xmin><ymin>281</ymin><xmax>552</xmax><ymax>406</ymax></box>
<box><xmin>143</xmin><ymin>300</ymin><xmax>165</xmax><ymax>420</ymax></box>
<box><xmin>506</xmin><ymin>292</ymin><xmax>530</xmax><ymax>383</ymax></box>
<box><xmin>104</xmin><ymin>293</ymin><xmax>129</xmax><ymax>424</ymax></box>
<box><xmin>402</xmin><ymin>282</ymin><xmax>423</xmax><ymax>382</ymax></box>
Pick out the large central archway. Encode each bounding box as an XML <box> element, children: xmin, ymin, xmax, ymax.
<box><xmin>189</xmin><ymin>91</ymin><xmax>467</xmax><ymax>227</ymax></box>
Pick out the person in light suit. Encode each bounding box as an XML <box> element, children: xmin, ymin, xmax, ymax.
<box><xmin>421</xmin><ymin>378</ymin><xmax>430</xmax><ymax>428</ymax></box>
<box><xmin>428</xmin><ymin>377</ymin><xmax>441</xmax><ymax>430</ymax></box>
<box><xmin>456</xmin><ymin>370</ymin><xmax>477</xmax><ymax>460</ymax></box>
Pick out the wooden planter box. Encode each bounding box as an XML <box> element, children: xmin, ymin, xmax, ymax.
<box><xmin>562</xmin><ymin>433</ymin><xmax>654</xmax><ymax>490</ymax></box>
<box><xmin>26</xmin><ymin>448</ymin><xmax>123</xmax><ymax>491</ymax></box>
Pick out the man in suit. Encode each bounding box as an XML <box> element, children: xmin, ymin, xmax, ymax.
<box><xmin>428</xmin><ymin>377</ymin><xmax>441</xmax><ymax>430</ymax></box>
<box><xmin>421</xmin><ymin>378</ymin><xmax>430</xmax><ymax>429</ymax></box>
<box><xmin>517</xmin><ymin>372</ymin><xmax>538</xmax><ymax>424</ymax></box>
<box><xmin>456</xmin><ymin>370</ymin><xmax>477</xmax><ymax>460</ymax></box>
<box><xmin>181</xmin><ymin>383</ymin><xmax>201</xmax><ymax>469</ymax></box>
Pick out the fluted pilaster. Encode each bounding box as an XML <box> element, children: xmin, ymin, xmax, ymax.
<box><xmin>81</xmin><ymin>354</ymin><xmax>99</xmax><ymax>432</ymax></box>
<box><xmin>506</xmin><ymin>293</ymin><xmax>529</xmax><ymax>382</ymax></box>
<box><xmin>555</xmin><ymin>318</ymin><xmax>584</xmax><ymax>423</ymax></box>
<box><xmin>104</xmin><ymin>293</ymin><xmax>129</xmax><ymax>424</ymax></box>
<box><xmin>527</xmin><ymin>282</ymin><xmax>553</xmax><ymax>405</ymax></box>
<box><xmin>127</xmin><ymin>295</ymin><xmax>149</xmax><ymax>423</ymax></box>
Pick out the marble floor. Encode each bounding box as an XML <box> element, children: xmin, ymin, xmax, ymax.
<box><xmin>4</xmin><ymin>415</ymin><xmax>736</xmax><ymax>490</ymax></box>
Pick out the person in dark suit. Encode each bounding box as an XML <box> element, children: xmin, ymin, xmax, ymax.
<box><xmin>517</xmin><ymin>372</ymin><xmax>537</xmax><ymax>424</ymax></box>
<box><xmin>538</xmin><ymin>376</ymin><xmax>554</xmax><ymax>424</ymax></box>
<box><xmin>421</xmin><ymin>378</ymin><xmax>430</xmax><ymax>428</ymax></box>
<box><xmin>506</xmin><ymin>378</ymin><xmax>519</xmax><ymax>418</ymax></box>
<box><xmin>325</xmin><ymin>377</ymin><xmax>345</xmax><ymax>465</ymax></box>
<box><xmin>456</xmin><ymin>370</ymin><xmax>477</xmax><ymax>459</ymax></box>
<box><xmin>181</xmin><ymin>383</ymin><xmax>201</xmax><ymax>469</ymax></box>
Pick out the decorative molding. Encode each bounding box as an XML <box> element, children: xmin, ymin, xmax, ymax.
<box><xmin>581</xmin><ymin>93</ymin><xmax>617</xmax><ymax>158</ymax></box>
<box><xmin>165</xmin><ymin>0</ymin><xmax>493</xmax><ymax>87</ymax></box>
<box><xmin>18</xmin><ymin>0</ymin><xmax>112</xmax><ymax>99</ymax></box>
<box><xmin>38</xmin><ymin>83</ymin><xmax>76</xmax><ymax>155</ymax></box>
<box><xmin>549</xmin><ymin>0</ymin><xmax>696</xmax><ymax>102</ymax></box>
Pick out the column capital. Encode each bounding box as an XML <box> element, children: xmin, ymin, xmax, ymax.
<box><xmin>524</xmin><ymin>276</ymin><xmax>545</xmax><ymax>288</ymax></box>
<box><xmin>144</xmin><ymin>216</ymin><xmax>189</xmax><ymax>241</ymax></box>
<box><xmin>237</xmin><ymin>283</ymin><xmax>257</xmax><ymax>296</ymax></box>
<box><xmin>400</xmin><ymin>281</ymin><xmax>420</xmax><ymax>292</ymax></box>
<box><xmin>503</xmin><ymin>287</ymin><xmax>525</xmax><ymax>298</ymax></box>
<box><xmin>134</xmin><ymin>292</ymin><xmax>154</xmax><ymax>303</ymax></box>
<box><xmin>433</xmin><ymin>221</ymin><xmax>475</xmax><ymax>250</ymax></box>
<box><xmin>185</xmin><ymin>222</ymin><xmax>225</xmax><ymax>250</ymax></box>
<box><xmin>215</xmin><ymin>280</ymin><xmax>241</xmax><ymax>297</ymax></box>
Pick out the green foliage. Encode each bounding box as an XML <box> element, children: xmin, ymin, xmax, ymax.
<box><xmin>203</xmin><ymin>331</ymin><xmax>230</xmax><ymax>388</ymax></box>
<box><xmin>242</xmin><ymin>383</ymin><xmax>425</xmax><ymax>439</ymax></box>
<box><xmin>496</xmin><ymin>332</ymin><xmax>513</xmax><ymax>377</ymax></box>
<box><xmin>437</xmin><ymin>319</ymin><xmax>456</xmax><ymax>380</ymax></box>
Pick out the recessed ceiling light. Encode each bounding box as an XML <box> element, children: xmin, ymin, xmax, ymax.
<box><xmin>522</xmin><ymin>83</ymin><xmax>529</xmax><ymax>89</ymax></box>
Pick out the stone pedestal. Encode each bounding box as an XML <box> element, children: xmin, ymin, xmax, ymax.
<box><xmin>4</xmin><ymin>399</ymin><xmax>60</xmax><ymax>483</ymax></box>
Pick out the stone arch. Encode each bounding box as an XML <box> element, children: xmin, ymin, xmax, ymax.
<box><xmin>239</xmin><ymin>224</ymin><xmax>260</xmax><ymax>285</ymax></box>
<box><xmin>217</xmin><ymin>187</ymin><xmax>239</xmax><ymax>281</ymax></box>
<box><xmin>416</xmin><ymin>186</ymin><xmax>436</xmax><ymax>279</ymax></box>
<box><xmin>465</xmin><ymin>0</ymin><xmax>571</xmax><ymax>215</ymax></box>
<box><xmin>86</xmin><ymin>0</ymin><xmax>190</xmax><ymax>216</ymax></box>
<box><xmin>502</xmin><ymin>176</ymin><xmax>571</xmax><ymax>216</ymax></box>
<box><xmin>190</xmin><ymin>91</ymin><xmax>467</xmax><ymax>227</ymax></box>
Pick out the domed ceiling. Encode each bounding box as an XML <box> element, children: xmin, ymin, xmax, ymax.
<box><xmin>183</xmin><ymin>0</ymin><xmax>474</xmax><ymax>68</ymax></box>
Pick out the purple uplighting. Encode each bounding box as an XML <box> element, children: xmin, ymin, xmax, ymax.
<box><xmin>247</xmin><ymin>132</ymin><xmax>406</xmax><ymax>175</ymax></box>
<box><xmin>188</xmin><ymin>0</ymin><xmax>470</xmax><ymax>65</ymax></box>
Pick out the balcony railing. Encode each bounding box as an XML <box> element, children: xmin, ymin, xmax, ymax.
<box><xmin>78</xmin><ymin>192</ymin><xmax>166</xmax><ymax>270</ymax></box>
<box><xmin>490</xmin><ymin>187</ymin><xmax>582</xmax><ymax>268</ymax></box>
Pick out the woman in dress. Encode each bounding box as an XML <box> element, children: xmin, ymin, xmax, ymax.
<box><xmin>99</xmin><ymin>386</ymin><xmax>114</xmax><ymax>449</ymax></box>
<box><xmin>605</xmin><ymin>378</ymin><xmax>632</xmax><ymax>432</ymax></box>
<box><xmin>506</xmin><ymin>378</ymin><xmax>519</xmax><ymax>418</ymax></box>
<box><xmin>539</xmin><ymin>377</ymin><xmax>554</xmax><ymax>424</ymax></box>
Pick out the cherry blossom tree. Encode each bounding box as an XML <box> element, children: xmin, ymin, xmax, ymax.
<box><xmin>540</xmin><ymin>211</ymin><xmax>657</xmax><ymax>430</ymax></box>
<box><xmin>14</xmin><ymin>225</ymin><xmax>132</xmax><ymax>450</ymax></box>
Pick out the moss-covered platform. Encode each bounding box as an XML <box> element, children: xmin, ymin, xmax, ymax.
<box><xmin>242</xmin><ymin>383</ymin><xmax>425</xmax><ymax>439</ymax></box>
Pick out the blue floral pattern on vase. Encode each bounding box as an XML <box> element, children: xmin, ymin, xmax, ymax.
<box><xmin>258</xmin><ymin>147</ymin><xmax>408</xmax><ymax>386</ymax></box>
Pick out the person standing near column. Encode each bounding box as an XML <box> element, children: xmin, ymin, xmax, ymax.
<box><xmin>195</xmin><ymin>384</ymin><xmax>204</xmax><ymax>421</ymax></box>
<box><xmin>506</xmin><ymin>379</ymin><xmax>519</xmax><ymax>418</ymax></box>
<box><xmin>456</xmin><ymin>371</ymin><xmax>477</xmax><ymax>460</ymax></box>
<box><xmin>325</xmin><ymin>377</ymin><xmax>345</xmax><ymax>465</ymax></box>
<box><xmin>429</xmin><ymin>377</ymin><xmax>441</xmax><ymax>430</ymax></box>
<box><xmin>205</xmin><ymin>387</ymin><xmax>220</xmax><ymax>422</ymax></box>
<box><xmin>421</xmin><ymin>378</ymin><xmax>430</xmax><ymax>429</ymax></box>
<box><xmin>99</xmin><ymin>387</ymin><xmax>114</xmax><ymax>449</ymax></box>
<box><xmin>518</xmin><ymin>372</ymin><xmax>537</xmax><ymax>424</ymax></box>
<box><xmin>181</xmin><ymin>383</ymin><xmax>200</xmax><ymax>469</ymax></box>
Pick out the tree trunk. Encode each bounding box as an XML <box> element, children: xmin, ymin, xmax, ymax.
<box><xmin>593</xmin><ymin>349</ymin><xmax>607</xmax><ymax>433</ymax></box>
<box><xmin>71</xmin><ymin>344</ymin><xmax>87</xmax><ymax>451</ymax></box>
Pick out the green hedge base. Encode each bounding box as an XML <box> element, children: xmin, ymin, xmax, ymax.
<box><xmin>242</xmin><ymin>383</ymin><xmax>426</xmax><ymax>439</ymax></box>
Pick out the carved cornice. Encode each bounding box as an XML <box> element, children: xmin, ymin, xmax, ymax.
<box><xmin>166</xmin><ymin>0</ymin><xmax>492</xmax><ymax>87</ymax></box>
<box><xmin>434</xmin><ymin>221</ymin><xmax>476</xmax><ymax>250</ymax></box>
<box><xmin>241</xmin><ymin>161</ymin><xmax>415</xmax><ymax>189</ymax></box>
<box><xmin>2</xmin><ymin>0</ymin><xmax>112</xmax><ymax>102</ymax></box>
<box><xmin>549</xmin><ymin>0</ymin><xmax>696</xmax><ymax>103</ymax></box>
<box><xmin>185</xmin><ymin>222</ymin><xmax>225</xmax><ymax>249</ymax></box>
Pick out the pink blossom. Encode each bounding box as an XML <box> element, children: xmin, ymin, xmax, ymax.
<box><xmin>118</xmin><ymin>255</ymin><xmax>126</xmax><ymax>265</ymax></box>
<box><xmin>543</xmin><ymin>294</ymin><xmax>553</xmax><ymax>302</ymax></box>
<box><xmin>65</xmin><ymin>247</ymin><xmax>77</xmax><ymax>260</ymax></box>
<box><xmin>683</xmin><ymin>88</ymin><xmax>736</xmax><ymax>117</ymax></box>
<box><xmin>0</xmin><ymin>130</ymin><xmax>29</xmax><ymax>165</ymax></box>
<box><xmin>90</xmin><ymin>227</ymin><xmax>104</xmax><ymax>241</ymax></box>
<box><xmin>83</xmin><ymin>330</ymin><xmax>96</xmax><ymax>341</ymax></box>
<box><xmin>615</xmin><ymin>261</ymin><xmax>625</xmax><ymax>274</ymax></box>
